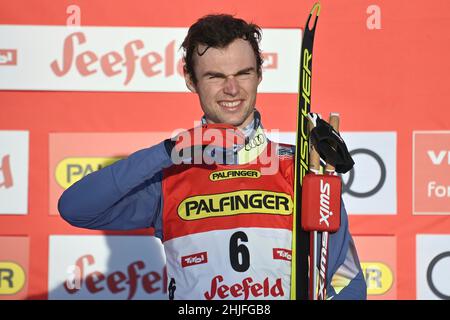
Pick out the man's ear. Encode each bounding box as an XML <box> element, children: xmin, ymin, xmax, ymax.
<box><xmin>184</xmin><ymin>69</ymin><xmax>197</xmax><ymax>93</ymax></box>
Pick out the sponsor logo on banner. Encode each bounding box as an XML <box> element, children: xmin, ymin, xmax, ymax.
<box><xmin>0</xmin><ymin>131</ymin><xmax>29</xmax><ymax>215</ymax></box>
<box><xmin>0</xmin><ymin>155</ymin><xmax>13</xmax><ymax>189</ymax></box>
<box><xmin>0</xmin><ymin>49</ymin><xmax>17</xmax><ymax>66</ymax></box>
<box><xmin>50</xmin><ymin>34</ymin><xmax>183</xmax><ymax>85</ymax></box>
<box><xmin>48</xmin><ymin>235</ymin><xmax>167</xmax><ymax>300</ymax></box>
<box><xmin>339</xmin><ymin>133</ymin><xmax>397</xmax><ymax>215</ymax></box>
<box><xmin>177</xmin><ymin>190</ymin><xmax>293</xmax><ymax>220</ymax></box>
<box><xmin>49</xmin><ymin>132</ymin><xmax>168</xmax><ymax>215</ymax></box>
<box><xmin>0</xmin><ymin>262</ymin><xmax>26</xmax><ymax>295</ymax></box>
<box><xmin>267</xmin><ymin>132</ymin><xmax>397</xmax><ymax>215</ymax></box>
<box><xmin>55</xmin><ymin>157</ymin><xmax>122</xmax><ymax>189</ymax></box>
<box><xmin>261</xmin><ymin>53</ymin><xmax>278</xmax><ymax>69</ymax></box>
<box><xmin>353</xmin><ymin>236</ymin><xmax>396</xmax><ymax>299</ymax></box>
<box><xmin>0</xmin><ymin>237</ymin><xmax>29</xmax><ymax>299</ymax></box>
<box><xmin>361</xmin><ymin>262</ymin><xmax>394</xmax><ymax>295</ymax></box>
<box><xmin>417</xmin><ymin>235</ymin><xmax>450</xmax><ymax>300</ymax></box>
<box><xmin>413</xmin><ymin>131</ymin><xmax>450</xmax><ymax>214</ymax></box>
<box><xmin>0</xmin><ymin>26</ymin><xmax>300</xmax><ymax>93</ymax></box>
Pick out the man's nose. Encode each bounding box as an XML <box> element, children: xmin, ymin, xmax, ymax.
<box><xmin>223</xmin><ymin>76</ymin><xmax>239</xmax><ymax>96</ymax></box>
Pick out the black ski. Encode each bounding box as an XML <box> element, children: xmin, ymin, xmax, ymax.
<box><xmin>291</xmin><ymin>2</ymin><xmax>321</xmax><ymax>300</ymax></box>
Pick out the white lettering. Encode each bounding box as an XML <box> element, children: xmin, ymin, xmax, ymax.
<box><xmin>366</xmin><ymin>5</ymin><xmax>382</xmax><ymax>30</ymax></box>
<box><xmin>427</xmin><ymin>181</ymin><xmax>450</xmax><ymax>198</ymax></box>
<box><xmin>319</xmin><ymin>179</ymin><xmax>333</xmax><ymax>227</ymax></box>
<box><xmin>427</xmin><ymin>150</ymin><xmax>450</xmax><ymax>165</ymax></box>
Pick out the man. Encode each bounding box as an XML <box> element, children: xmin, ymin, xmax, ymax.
<box><xmin>59</xmin><ymin>14</ymin><xmax>367</xmax><ymax>300</ymax></box>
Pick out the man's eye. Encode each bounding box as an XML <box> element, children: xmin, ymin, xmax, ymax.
<box><xmin>236</xmin><ymin>72</ymin><xmax>253</xmax><ymax>79</ymax></box>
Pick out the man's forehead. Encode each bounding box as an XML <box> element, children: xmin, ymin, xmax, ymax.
<box><xmin>192</xmin><ymin>39</ymin><xmax>257</xmax><ymax>71</ymax></box>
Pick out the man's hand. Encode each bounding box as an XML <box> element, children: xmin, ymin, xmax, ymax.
<box><xmin>165</xmin><ymin>124</ymin><xmax>246</xmax><ymax>165</ymax></box>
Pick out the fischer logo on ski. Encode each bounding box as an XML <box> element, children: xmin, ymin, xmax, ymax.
<box><xmin>291</xmin><ymin>2</ymin><xmax>321</xmax><ymax>300</ymax></box>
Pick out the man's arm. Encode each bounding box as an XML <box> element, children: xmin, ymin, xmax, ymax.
<box><xmin>325</xmin><ymin>201</ymin><xmax>367</xmax><ymax>300</ymax></box>
<box><xmin>58</xmin><ymin>140</ymin><xmax>173</xmax><ymax>234</ymax></box>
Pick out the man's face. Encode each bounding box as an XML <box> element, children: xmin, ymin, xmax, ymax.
<box><xmin>185</xmin><ymin>38</ymin><xmax>262</xmax><ymax>129</ymax></box>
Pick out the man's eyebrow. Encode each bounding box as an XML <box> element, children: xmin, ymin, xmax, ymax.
<box><xmin>235</xmin><ymin>67</ymin><xmax>256</xmax><ymax>75</ymax></box>
<box><xmin>202</xmin><ymin>67</ymin><xmax>256</xmax><ymax>78</ymax></box>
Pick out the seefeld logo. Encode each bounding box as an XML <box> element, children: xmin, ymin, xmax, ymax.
<box><xmin>177</xmin><ymin>190</ymin><xmax>293</xmax><ymax>220</ymax></box>
<box><xmin>0</xmin><ymin>262</ymin><xmax>26</xmax><ymax>295</ymax></box>
<box><xmin>55</xmin><ymin>157</ymin><xmax>121</xmax><ymax>189</ymax></box>
<box><xmin>64</xmin><ymin>254</ymin><xmax>167</xmax><ymax>300</ymax></box>
<box><xmin>50</xmin><ymin>32</ymin><xmax>183</xmax><ymax>85</ymax></box>
<box><xmin>361</xmin><ymin>262</ymin><xmax>394</xmax><ymax>295</ymax></box>
<box><xmin>209</xmin><ymin>170</ymin><xmax>261</xmax><ymax>182</ymax></box>
<box><xmin>204</xmin><ymin>275</ymin><xmax>284</xmax><ymax>300</ymax></box>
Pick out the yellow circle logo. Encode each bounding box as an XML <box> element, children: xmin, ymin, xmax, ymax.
<box><xmin>55</xmin><ymin>157</ymin><xmax>122</xmax><ymax>189</ymax></box>
<box><xmin>0</xmin><ymin>262</ymin><xmax>26</xmax><ymax>295</ymax></box>
<box><xmin>361</xmin><ymin>262</ymin><xmax>394</xmax><ymax>295</ymax></box>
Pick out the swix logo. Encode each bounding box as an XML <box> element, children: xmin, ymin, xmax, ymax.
<box><xmin>0</xmin><ymin>50</ymin><xmax>17</xmax><ymax>66</ymax></box>
<box><xmin>273</xmin><ymin>248</ymin><xmax>292</xmax><ymax>261</ymax></box>
<box><xmin>0</xmin><ymin>155</ymin><xmax>13</xmax><ymax>189</ymax></box>
<box><xmin>64</xmin><ymin>254</ymin><xmax>167</xmax><ymax>299</ymax></box>
<box><xmin>181</xmin><ymin>252</ymin><xmax>208</xmax><ymax>268</ymax></box>
<box><xmin>262</xmin><ymin>53</ymin><xmax>278</xmax><ymax>69</ymax></box>
<box><xmin>428</xmin><ymin>151</ymin><xmax>450</xmax><ymax>165</ymax></box>
<box><xmin>319</xmin><ymin>179</ymin><xmax>333</xmax><ymax>227</ymax></box>
<box><xmin>317</xmin><ymin>232</ymin><xmax>329</xmax><ymax>300</ymax></box>
<box><xmin>50</xmin><ymin>32</ymin><xmax>184</xmax><ymax>85</ymax></box>
<box><xmin>204</xmin><ymin>275</ymin><xmax>284</xmax><ymax>300</ymax></box>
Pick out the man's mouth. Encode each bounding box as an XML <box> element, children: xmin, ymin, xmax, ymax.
<box><xmin>218</xmin><ymin>100</ymin><xmax>243</xmax><ymax>111</ymax></box>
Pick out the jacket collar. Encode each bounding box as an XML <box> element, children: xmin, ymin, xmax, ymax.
<box><xmin>200</xmin><ymin>110</ymin><xmax>269</xmax><ymax>165</ymax></box>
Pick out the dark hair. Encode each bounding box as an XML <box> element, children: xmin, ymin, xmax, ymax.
<box><xmin>181</xmin><ymin>14</ymin><xmax>263</xmax><ymax>85</ymax></box>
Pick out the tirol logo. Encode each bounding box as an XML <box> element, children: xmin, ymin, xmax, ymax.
<box><xmin>261</xmin><ymin>53</ymin><xmax>278</xmax><ymax>69</ymax></box>
<box><xmin>64</xmin><ymin>254</ymin><xmax>167</xmax><ymax>300</ymax></box>
<box><xmin>209</xmin><ymin>170</ymin><xmax>261</xmax><ymax>182</ymax></box>
<box><xmin>55</xmin><ymin>157</ymin><xmax>122</xmax><ymax>189</ymax></box>
<box><xmin>361</xmin><ymin>262</ymin><xmax>394</xmax><ymax>295</ymax></box>
<box><xmin>0</xmin><ymin>50</ymin><xmax>17</xmax><ymax>66</ymax></box>
<box><xmin>177</xmin><ymin>190</ymin><xmax>293</xmax><ymax>220</ymax></box>
<box><xmin>181</xmin><ymin>252</ymin><xmax>208</xmax><ymax>268</ymax></box>
<box><xmin>272</xmin><ymin>248</ymin><xmax>292</xmax><ymax>261</ymax></box>
<box><xmin>204</xmin><ymin>275</ymin><xmax>284</xmax><ymax>300</ymax></box>
<box><xmin>413</xmin><ymin>131</ymin><xmax>450</xmax><ymax>214</ymax></box>
<box><xmin>0</xmin><ymin>262</ymin><xmax>26</xmax><ymax>295</ymax></box>
<box><xmin>50</xmin><ymin>32</ymin><xmax>184</xmax><ymax>85</ymax></box>
<box><xmin>0</xmin><ymin>155</ymin><xmax>13</xmax><ymax>189</ymax></box>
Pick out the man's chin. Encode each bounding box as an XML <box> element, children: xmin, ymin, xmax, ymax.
<box><xmin>220</xmin><ymin>118</ymin><xmax>246</xmax><ymax>128</ymax></box>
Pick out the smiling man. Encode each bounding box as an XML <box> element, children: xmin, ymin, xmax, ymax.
<box><xmin>58</xmin><ymin>14</ymin><xmax>366</xmax><ymax>300</ymax></box>
<box><xmin>184</xmin><ymin>38</ymin><xmax>261</xmax><ymax>128</ymax></box>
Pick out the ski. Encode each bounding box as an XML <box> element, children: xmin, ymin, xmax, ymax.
<box><xmin>291</xmin><ymin>2</ymin><xmax>321</xmax><ymax>300</ymax></box>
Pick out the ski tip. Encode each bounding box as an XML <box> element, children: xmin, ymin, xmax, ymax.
<box><xmin>310</xmin><ymin>2</ymin><xmax>321</xmax><ymax>16</ymax></box>
<box><xmin>330</xmin><ymin>112</ymin><xmax>340</xmax><ymax>117</ymax></box>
